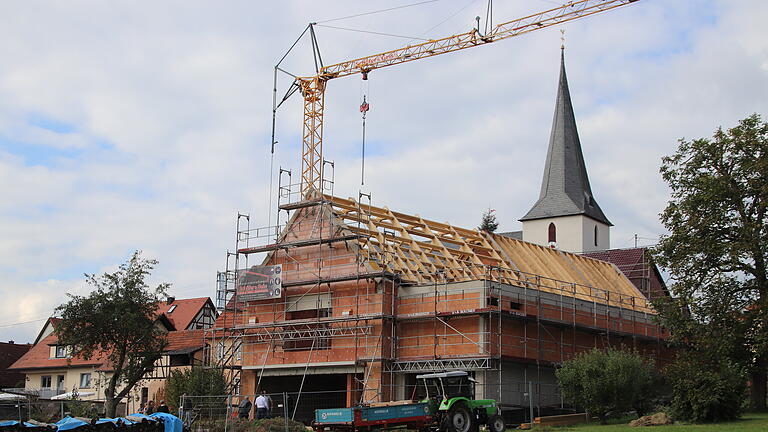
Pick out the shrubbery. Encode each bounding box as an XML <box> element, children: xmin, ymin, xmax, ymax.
<box><xmin>164</xmin><ymin>366</ymin><xmax>228</xmax><ymax>413</ymax></box>
<box><xmin>555</xmin><ymin>348</ymin><xmax>659</xmax><ymax>423</ymax></box>
<box><xmin>665</xmin><ymin>355</ymin><xmax>746</xmax><ymax>423</ymax></box>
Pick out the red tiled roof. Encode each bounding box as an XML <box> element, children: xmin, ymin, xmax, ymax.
<box><xmin>158</xmin><ymin>297</ymin><xmax>211</xmax><ymax>331</ymax></box>
<box><xmin>166</xmin><ymin>329</ymin><xmax>206</xmax><ymax>354</ymax></box>
<box><xmin>12</xmin><ymin>297</ymin><xmax>214</xmax><ymax>372</ymax></box>
<box><xmin>8</xmin><ymin>322</ymin><xmax>109</xmax><ymax>371</ymax></box>
<box><xmin>582</xmin><ymin>247</ymin><xmax>669</xmax><ymax>300</ymax></box>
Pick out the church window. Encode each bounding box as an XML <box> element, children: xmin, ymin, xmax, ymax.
<box><xmin>594</xmin><ymin>225</ymin><xmax>598</xmax><ymax>247</ymax></box>
<box><xmin>548</xmin><ymin>223</ymin><xmax>556</xmax><ymax>243</ymax></box>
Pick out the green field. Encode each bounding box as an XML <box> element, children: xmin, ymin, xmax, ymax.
<box><xmin>531</xmin><ymin>412</ymin><xmax>768</xmax><ymax>432</ymax></box>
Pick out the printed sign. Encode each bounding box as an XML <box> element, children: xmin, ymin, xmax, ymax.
<box><xmin>237</xmin><ymin>265</ymin><xmax>282</xmax><ymax>301</ymax></box>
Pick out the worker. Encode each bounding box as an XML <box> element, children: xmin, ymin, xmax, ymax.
<box><xmin>238</xmin><ymin>396</ymin><xmax>252</xmax><ymax>419</ymax></box>
<box><xmin>156</xmin><ymin>400</ymin><xmax>169</xmax><ymax>413</ymax></box>
<box><xmin>255</xmin><ymin>390</ymin><xmax>271</xmax><ymax>419</ymax></box>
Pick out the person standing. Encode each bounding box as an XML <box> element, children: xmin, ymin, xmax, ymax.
<box><xmin>255</xmin><ymin>390</ymin><xmax>270</xmax><ymax>419</ymax></box>
<box><xmin>144</xmin><ymin>400</ymin><xmax>156</xmax><ymax>415</ymax></box>
<box><xmin>180</xmin><ymin>393</ymin><xmax>193</xmax><ymax>426</ymax></box>
<box><xmin>156</xmin><ymin>400</ymin><xmax>169</xmax><ymax>413</ymax></box>
<box><xmin>238</xmin><ymin>396</ymin><xmax>252</xmax><ymax>419</ymax></box>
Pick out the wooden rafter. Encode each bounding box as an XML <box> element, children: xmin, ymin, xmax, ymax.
<box><xmin>322</xmin><ymin>195</ymin><xmax>654</xmax><ymax>314</ymax></box>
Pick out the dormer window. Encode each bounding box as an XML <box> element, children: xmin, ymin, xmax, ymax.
<box><xmin>55</xmin><ymin>345</ymin><xmax>67</xmax><ymax>358</ymax></box>
<box><xmin>167</xmin><ymin>305</ymin><xmax>177</xmax><ymax>313</ymax></box>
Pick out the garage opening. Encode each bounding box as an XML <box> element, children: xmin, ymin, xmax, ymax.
<box><xmin>256</xmin><ymin>373</ymin><xmax>350</xmax><ymax>424</ymax></box>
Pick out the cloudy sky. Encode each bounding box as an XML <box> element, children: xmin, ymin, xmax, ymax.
<box><xmin>1</xmin><ymin>0</ymin><xmax>766</xmax><ymax>343</ymax></box>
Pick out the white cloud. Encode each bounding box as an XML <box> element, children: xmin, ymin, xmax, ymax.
<box><xmin>1</xmin><ymin>0</ymin><xmax>767</xmax><ymax>342</ymax></box>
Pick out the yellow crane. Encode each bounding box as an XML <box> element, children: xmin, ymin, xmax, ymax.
<box><xmin>288</xmin><ymin>0</ymin><xmax>641</xmax><ymax>196</ymax></box>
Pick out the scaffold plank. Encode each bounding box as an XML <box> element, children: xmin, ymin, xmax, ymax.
<box><xmin>237</xmin><ymin>234</ymin><xmax>363</xmax><ymax>254</ymax></box>
<box><xmin>278</xmin><ymin>198</ymin><xmax>327</xmax><ymax>211</ymax></box>
<box><xmin>282</xmin><ymin>271</ymin><xmax>397</xmax><ymax>287</ymax></box>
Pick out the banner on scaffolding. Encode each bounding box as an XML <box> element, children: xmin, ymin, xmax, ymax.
<box><xmin>237</xmin><ymin>264</ymin><xmax>283</xmax><ymax>301</ymax></box>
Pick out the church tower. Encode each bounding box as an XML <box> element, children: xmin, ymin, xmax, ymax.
<box><xmin>520</xmin><ymin>48</ymin><xmax>612</xmax><ymax>253</ymax></box>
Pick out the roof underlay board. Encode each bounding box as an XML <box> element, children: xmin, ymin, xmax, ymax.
<box><xmin>323</xmin><ymin>195</ymin><xmax>653</xmax><ymax>314</ymax></box>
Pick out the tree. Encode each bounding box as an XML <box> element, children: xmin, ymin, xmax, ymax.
<box><xmin>555</xmin><ymin>348</ymin><xmax>658</xmax><ymax>423</ymax></box>
<box><xmin>665</xmin><ymin>354</ymin><xmax>746</xmax><ymax>422</ymax></box>
<box><xmin>55</xmin><ymin>251</ymin><xmax>170</xmax><ymax>418</ymax></box>
<box><xmin>478</xmin><ymin>208</ymin><xmax>499</xmax><ymax>233</ymax></box>
<box><xmin>655</xmin><ymin>114</ymin><xmax>768</xmax><ymax>410</ymax></box>
<box><xmin>164</xmin><ymin>366</ymin><xmax>227</xmax><ymax>413</ymax></box>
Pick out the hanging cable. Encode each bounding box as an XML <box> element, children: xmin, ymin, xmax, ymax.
<box><xmin>360</xmin><ymin>94</ymin><xmax>370</xmax><ymax>186</ymax></box>
<box><xmin>315</xmin><ymin>24</ymin><xmax>429</xmax><ymax>41</ymax></box>
<box><xmin>316</xmin><ymin>0</ymin><xmax>440</xmax><ymax>24</ymax></box>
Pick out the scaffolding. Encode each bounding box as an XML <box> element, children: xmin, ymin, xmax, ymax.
<box><xmin>208</xmin><ymin>182</ymin><xmax>669</xmax><ymax>414</ymax></box>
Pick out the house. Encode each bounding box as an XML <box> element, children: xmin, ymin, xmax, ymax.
<box><xmin>582</xmin><ymin>248</ymin><xmax>669</xmax><ymax>301</ymax></box>
<box><xmin>7</xmin><ymin>297</ymin><xmax>217</xmax><ymax>413</ymax></box>
<box><xmin>0</xmin><ymin>341</ymin><xmax>31</xmax><ymax>389</ymax></box>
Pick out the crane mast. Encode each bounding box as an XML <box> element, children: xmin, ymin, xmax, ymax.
<box><xmin>295</xmin><ymin>0</ymin><xmax>640</xmax><ymax>196</ymax></box>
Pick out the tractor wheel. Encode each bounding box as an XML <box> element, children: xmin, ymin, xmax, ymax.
<box><xmin>447</xmin><ymin>404</ymin><xmax>477</xmax><ymax>432</ymax></box>
<box><xmin>488</xmin><ymin>414</ymin><xmax>506</xmax><ymax>432</ymax></box>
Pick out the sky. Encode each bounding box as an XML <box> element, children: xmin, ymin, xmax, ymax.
<box><xmin>1</xmin><ymin>0</ymin><xmax>766</xmax><ymax>343</ymax></box>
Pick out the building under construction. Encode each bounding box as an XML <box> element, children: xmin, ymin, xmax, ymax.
<box><xmin>207</xmin><ymin>0</ymin><xmax>666</xmax><ymax>423</ymax></box>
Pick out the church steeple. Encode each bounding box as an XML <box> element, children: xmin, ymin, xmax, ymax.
<box><xmin>520</xmin><ymin>49</ymin><xmax>611</xmax><ymax>226</ymax></box>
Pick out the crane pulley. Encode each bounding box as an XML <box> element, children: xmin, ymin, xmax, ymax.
<box><xmin>288</xmin><ymin>0</ymin><xmax>641</xmax><ymax>196</ymax></box>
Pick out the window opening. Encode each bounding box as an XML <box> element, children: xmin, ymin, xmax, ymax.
<box><xmin>80</xmin><ymin>373</ymin><xmax>91</xmax><ymax>388</ymax></box>
<box><xmin>55</xmin><ymin>345</ymin><xmax>67</xmax><ymax>358</ymax></box>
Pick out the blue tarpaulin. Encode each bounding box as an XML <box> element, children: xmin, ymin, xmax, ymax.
<box><xmin>149</xmin><ymin>413</ymin><xmax>182</xmax><ymax>432</ymax></box>
<box><xmin>53</xmin><ymin>417</ymin><xmax>89</xmax><ymax>431</ymax></box>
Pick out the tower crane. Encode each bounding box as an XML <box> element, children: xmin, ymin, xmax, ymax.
<box><xmin>284</xmin><ymin>0</ymin><xmax>641</xmax><ymax>196</ymax></box>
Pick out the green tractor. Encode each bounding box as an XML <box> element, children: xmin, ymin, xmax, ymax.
<box><xmin>416</xmin><ymin>371</ymin><xmax>506</xmax><ymax>432</ymax></box>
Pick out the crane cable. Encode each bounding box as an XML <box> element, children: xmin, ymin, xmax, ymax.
<box><xmin>360</xmin><ymin>81</ymin><xmax>371</xmax><ymax>186</ymax></box>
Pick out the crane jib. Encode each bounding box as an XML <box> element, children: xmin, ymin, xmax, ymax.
<box><xmin>293</xmin><ymin>0</ymin><xmax>641</xmax><ymax>196</ymax></box>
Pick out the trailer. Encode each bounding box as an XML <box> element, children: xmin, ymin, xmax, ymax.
<box><xmin>314</xmin><ymin>402</ymin><xmax>433</xmax><ymax>432</ymax></box>
<box><xmin>313</xmin><ymin>372</ymin><xmax>505</xmax><ymax>432</ymax></box>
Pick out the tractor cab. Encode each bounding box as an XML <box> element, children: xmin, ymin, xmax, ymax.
<box><xmin>415</xmin><ymin>371</ymin><xmax>505</xmax><ymax>432</ymax></box>
<box><xmin>416</xmin><ymin>371</ymin><xmax>476</xmax><ymax>400</ymax></box>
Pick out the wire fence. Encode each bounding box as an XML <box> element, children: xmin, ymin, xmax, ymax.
<box><xmin>180</xmin><ymin>390</ymin><xmax>349</xmax><ymax>426</ymax></box>
<box><xmin>180</xmin><ymin>382</ymin><xmax>569</xmax><ymax>428</ymax></box>
<box><xmin>0</xmin><ymin>399</ymin><xmax>125</xmax><ymax>423</ymax></box>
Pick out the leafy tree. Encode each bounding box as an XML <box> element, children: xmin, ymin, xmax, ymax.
<box><xmin>478</xmin><ymin>208</ymin><xmax>499</xmax><ymax>233</ymax></box>
<box><xmin>655</xmin><ymin>114</ymin><xmax>768</xmax><ymax>410</ymax></box>
<box><xmin>165</xmin><ymin>367</ymin><xmax>227</xmax><ymax>413</ymax></box>
<box><xmin>665</xmin><ymin>354</ymin><xmax>746</xmax><ymax>423</ymax></box>
<box><xmin>55</xmin><ymin>251</ymin><xmax>169</xmax><ymax>418</ymax></box>
<box><xmin>555</xmin><ymin>348</ymin><xmax>658</xmax><ymax>424</ymax></box>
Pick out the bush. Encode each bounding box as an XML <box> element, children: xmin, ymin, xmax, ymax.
<box><xmin>665</xmin><ymin>355</ymin><xmax>746</xmax><ymax>423</ymax></box>
<box><xmin>164</xmin><ymin>366</ymin><xmax>228</xmax><ymax>413</ymax></box>
<box><xmin>555</xmin><ymin>348</ymin><xmax>659</xmax><ymax>424</ymax></box>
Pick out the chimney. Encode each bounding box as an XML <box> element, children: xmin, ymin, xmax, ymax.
<box><xmin>166</xmin><ymin>296</ymin><xmax>176</xmax><ymax>305</ymax></box>
<box><xmin>8</xmin><ymin>340</ymin><xmax>14</xmax><ymax>344</ymax></box>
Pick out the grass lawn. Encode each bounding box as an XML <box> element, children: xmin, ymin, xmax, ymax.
<box><xmin>530</xmin><ymin>412</ymin><xmax>768</xmax><ymax>432</ymax></box>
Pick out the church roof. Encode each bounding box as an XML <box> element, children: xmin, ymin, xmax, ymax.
<box><xmin>520</xmin><ymin>49</ymin><xmax>612</xmax><ymax>226</ymax></box>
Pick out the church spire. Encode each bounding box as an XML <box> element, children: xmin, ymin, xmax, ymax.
<box><xmin>520</xmin><ymin>49</ymin><xmax>612</xmax><ymax>226</ymax></box>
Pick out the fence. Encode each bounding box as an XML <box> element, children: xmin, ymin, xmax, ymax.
<box><xmin>181</xmin><ymin>390</ymin><xmax>348</xmax><ymax>427</ymax></box>
<box><xmin>0</xmin><ymin>399</ymin><xmax>125</xmax><ymax>423</ymax></box>
<box><xmin>181</xmin><ymin>382</ymin><xmax>570</xmax><ymax>428</ymax></box>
